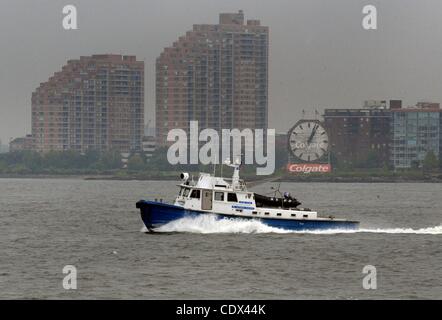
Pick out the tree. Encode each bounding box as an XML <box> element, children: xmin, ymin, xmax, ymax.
<box><xmin>0</xmin><ymin>160</ymin><xmax>6</xmax><ymax>173</ymax></box>
<box><xmin>82</xmin><ymin>149</ymin><xmax>100</xmax><ymax>168</ymax></box>
<box><xmin>365</xmin><ymin>151</ymin><xmax>381</xmax><ymax>168</ymax></box>
<box><xmin>275</xmin><ymin>141</ymin><xmax>288</xmax><ymax>170</ymax></box>
<box><xmin>354</xmin><ymin>150</ymin><xmax>381</xmax><ymax>169</ymax></box>
<box><xmin>423</xmin><ymin>150</ymin><xmax>439</xmax><ymax>172</ymax></box>
<box><xmin>98</xmin><ymin>150</ymin><xmax>122</xmax><ymax>170</ymax></box>
<box><xmin>43</xmin><ymin>150</ymin><xmax>83</xmax><ymax>169</ymax></box>
<box><xmin>411</xmin><ymin>160</ymin><xmax>420</xmax><ymax>170</ymax></box>
<box><xmin>329</xmin><ymin>152</ymin><xmax>339</xmax><ymax>169</ymax></box>
<box><xmin>23</xmin><ymin>151</ymin><xmax>43</xmax><ymax>172</ymax></box>
<box><xmin>148</xmin><ymin>147</ymin><xmax>176</xmax><ymax>171</ymax></box>
<box><xmin>127</xmin><ymin>154</ymin><xmax>145</xmax><ymax>171</ymax></box>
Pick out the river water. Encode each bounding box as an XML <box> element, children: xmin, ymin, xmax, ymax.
<box><xmin>0</xmin><ymin>178</ymin><xmax>441</xmax><ymax>299</ymax></box>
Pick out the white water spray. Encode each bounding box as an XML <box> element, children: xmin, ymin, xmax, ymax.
<box><xmin>140</xmin><ymin>215</ymin><xmax>442</xmax><ymax>235</ymax></box>
<box><xmin>155</xmin><ymin>215</ymin><xmax>289</xmax><ymax>234</ymax></box>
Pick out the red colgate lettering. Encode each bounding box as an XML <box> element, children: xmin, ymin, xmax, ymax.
<box><xmin>287</xmin><ymin>163</ymin><xmax>331</xmax><ymax>173</ymax></box>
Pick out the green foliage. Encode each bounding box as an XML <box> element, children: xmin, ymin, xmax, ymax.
<box><xmin>127</xmin><ymin>154</ymin><xmax>145</xmax><ymax>171</ymax></box>
<box><xmin>410</xmin><ymin>160</ymin><xmax>420</xmax><ymax>170</ymax></box>
<box><xmin>423</xmin><ymin>150</ymin><xmax>439</xmax><ymax>172</ymax></box>
<box><xmin>0</xmin><ymin>149</ymin><xmax>123</xmax><ymax>174</ymax></box>
<box><xmin>275</xmin><ymin>142</ymin><xmax>288</xmax><ymax>170</ymax></box>
<box><xmin>97</xmin><ymin>150</ymin><xmax>123</xmax><ymax>170</ymax></box>
<box><xmin>382</xmin><ymin>162</ymin><xmax>391</xmax><ymax>172</ymax></box>
<box><xmin>147</xmin><ymin>146</ymin><xmax>199</xmax><ymax>172</ymax></box>
<box><xmin>353</xmin><ymin>150</ymin><xmax>382</xmax><ymax>169</ymax></box>
<box><xmin>146</xmin><ymin>147</ymin><xmax>172</xmax><ymax>170</ymax></box>
<box><xmin>1</xmin><ymin>145</ymin><xmax>438</xmax><ymax>178</ymax></box>
<box><xmin>329</xmin><ymin>152</ymin><xmax>339</xmax><ymax>169</ymax></box>
<box><xmin>365</xmin><ymin>151</ymin><xmax>382</xmax><ymax>168</ymax></box>
<box><xmin>82</xmin><ymin>149</ymin><xmax>101</xmax><ymax>166</ymax></box>
<box><xmin>44</xmin><ymin>150</ymin><xmax>85</xmax><ymax>169</ymax></box>
<box><xmin>0</xmin><ymin>160</ymin><xmax>7</xmax><ymax>173</ymax></box>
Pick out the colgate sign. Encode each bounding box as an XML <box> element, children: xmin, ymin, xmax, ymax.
<box><xmin>287</xmin><ymin>163</ymin><xmax>331</xmax><ymax>173</ymax></box>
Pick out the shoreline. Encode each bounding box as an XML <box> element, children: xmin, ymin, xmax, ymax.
<box><xmin>1</xmin><ymin>173</ymin><xmax>441</xmax><ymax>183</ymax></box>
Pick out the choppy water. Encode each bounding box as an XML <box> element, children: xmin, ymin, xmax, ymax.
<box><xmin>0</xmin><ymin>178</ymin><xmax>441</xmax><ymax>299</ymax></box>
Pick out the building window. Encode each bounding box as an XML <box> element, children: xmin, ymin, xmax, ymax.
<box><xmin>190</xmin><ymin>189</ymin><xmax>200</xmax><ymax>199</ymax></box>
<box><xmin>182</xmin><ymin>188</ymin><xmax>190</xmax><ymax>197</ymax></box>
<box><xmin>214</xmin><ymin>192</ymin><xmax>225</xmax><ymax>201</ymax></box>
<box><xmin>227</xmin><ymin>193</ymin><xmax>238</xmax><ymax>202</ymax></box>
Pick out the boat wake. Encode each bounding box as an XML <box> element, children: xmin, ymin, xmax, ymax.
<box><xmin>141</xmin><ymin>215</ymin><xmax>442</xmax><ymax>235</ymax></box>
<box><xmin>355</xmin><ymin>226</ymin><xmax>442</xmax><ymax>235</ymax></box>
<box><xmin>154</xmin><ymin>214</ymin><xmax>285</xmax><ymax>234</ymax></box>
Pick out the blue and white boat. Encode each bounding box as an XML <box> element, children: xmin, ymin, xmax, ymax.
<box><xmin>136</xmin><ymin>161</ymin><xmax>359</xmax><ymax>232</ymax></box>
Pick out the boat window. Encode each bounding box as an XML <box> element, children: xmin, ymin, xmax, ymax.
<box><xmin>214</xmin><ymin>192</ymin><xmax>225</xmax><ymax>201</ymax></box>
<box><xmin>264</xmin><ymin>212</ymin><xmax>269</xmax><ymax>216</ymax></box>
<box><xmin>227</xmin><ymin>193</ymin><xmax>238</xmax><ymax>202</ymax></box>
<box><xmin>252</xmin><ymin>211</ymin><xmax>257</xmax><ymax>215</ymax></box>
<box><xmin>182</xmin><ymin>188</ymin><xmax>190</xmax><ymax>197</ymax></box>
<box><xmin>277</xmin><ymin>213</ymin><xmax>282</xmax><ymax>216</ymax></box>
<box><xmin>291</xmin><ymin>214</ymin><xmax>296</xmax><ymax>217</ymax></box>
<box><xmin>303</xmin><ymin>214</ymin><xmax>308</xmax><ymax>218</ymax></box>
<box><xmin>190</xmin><ymin>189</ymin><xmax>200</xmax><ymax>199</ymax></box>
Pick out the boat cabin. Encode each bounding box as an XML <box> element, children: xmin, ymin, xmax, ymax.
<box><xmin>174</xmin><ymin>172</ymin><xmax>318</xmax><ymax>220</ymax></box>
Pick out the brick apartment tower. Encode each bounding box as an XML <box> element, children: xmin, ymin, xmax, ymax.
<box><xmin>155</xmin><ymin>10</ymin><xmax>269</xmax><ymax>146</ymax></box>
<box><xmin>323</xmin><ymin>101</ymin><xmax>392</xmax><ymax>167</ymax></box>
<box><xmin>32</xmin><ymin>54</ymin><xmax>144</xmax><ymax>153</ymax></box>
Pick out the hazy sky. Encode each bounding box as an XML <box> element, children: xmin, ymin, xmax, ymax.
<box><xmin>1</xmin><ymin>0</ymin><xmax>442</xmax><ymax>143</ymax></box>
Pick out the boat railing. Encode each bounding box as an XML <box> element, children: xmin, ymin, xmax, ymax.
<box><xmin>220</xmin><ymin>177</ymin><xmax>247</xmax><ymax>191</ymax></box>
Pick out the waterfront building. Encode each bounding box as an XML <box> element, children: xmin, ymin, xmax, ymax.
<box><xmin>390</xmin><ymin>103</ymin><xmax>440</xmax><ymax>169</ymax></box>
<box><xmin>9</xmin><ymin>135</ymin><xmax>34</xmax><ymax>152</ymax></box>
<box><xmin>0</xmin><ymin>139</ymin><xmax>9</xmax><ymax>153</ymax></box>
<box><xmin>142</xmin><ymin>136</ymin><xmax>156</xmax><ymax>161</ymax></box>
<box><xmin>155</xmin><ymin>10</ymin><xmax>269</xmax><ymax>146</ymax></box>
<box><xmin>324</xmin><ymin>100</ymin><xmax>442</xmax><ymax>170</ymax></box>
<box><xmin>32</xmin><ymin>54</ymin><xmax>144</xmax><ymax>153</ymax></box>
<box><xmin>323</xmin><ymin>102</ymin><xmax>392</xmax><ymax>167</ymax></box>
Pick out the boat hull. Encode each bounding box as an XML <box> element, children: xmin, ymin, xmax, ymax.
<box><xmin>136</xmin><ymin>200</ymin><xmax>359</xmax><ymax>232</ymax></box>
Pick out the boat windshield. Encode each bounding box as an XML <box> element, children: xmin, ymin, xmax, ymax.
<box><xmin>180</xmin><ymin>187</ymin><xmax>191</xmax><ymax>197</ymax></box>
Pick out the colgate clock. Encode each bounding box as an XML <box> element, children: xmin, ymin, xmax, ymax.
<box><xmin>287</xmin><ymin>120</ymin><xmax>331</xmax><ymax>173</ymax></box>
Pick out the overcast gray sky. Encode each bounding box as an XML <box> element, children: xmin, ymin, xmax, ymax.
<box><xmin>1</xmin><ymin>0</ymin><xmax>441</xmax><ymax>144</ymax></box>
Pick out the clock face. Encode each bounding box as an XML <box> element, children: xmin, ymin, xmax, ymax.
<box><xmin>289</xmin><ymin>120</ymin><xmax>329</xmax><ymax>162</ymax></box>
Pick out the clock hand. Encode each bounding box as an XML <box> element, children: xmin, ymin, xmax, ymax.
<box><xmin>307</xmin><ymin>125</ymin><xmax>318</xmax><ymax>145</ymax></box>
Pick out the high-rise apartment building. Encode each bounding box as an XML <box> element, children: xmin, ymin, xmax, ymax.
<box><xmin>32</xmin><ymin>54</ymin><xmax>144</xmax><ymax>153</ymax></box>
<box><xmin>156</xmin><ymin>10</ymin><xmax>269</xmax><ymax>146</ymax></box>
